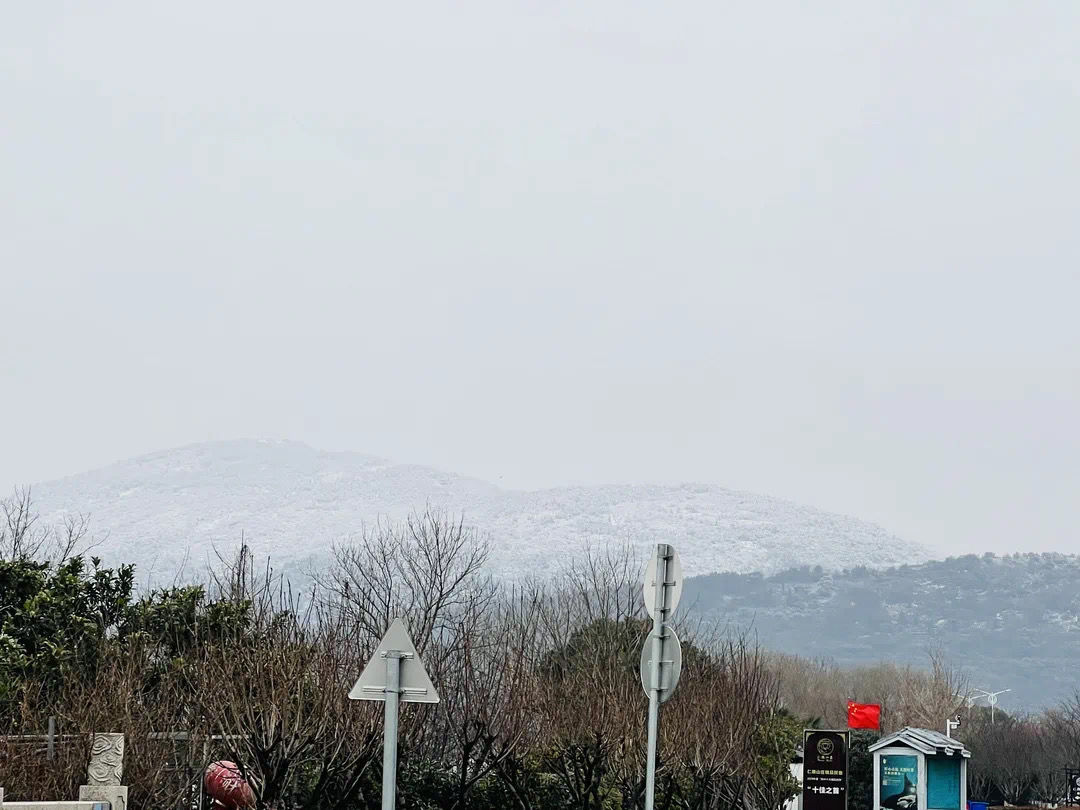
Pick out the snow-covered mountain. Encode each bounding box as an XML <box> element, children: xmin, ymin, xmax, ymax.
<box><xmin>29</xmin><ymin>440</ymin><xmax>929</xmax><ymax>584</ymax></box>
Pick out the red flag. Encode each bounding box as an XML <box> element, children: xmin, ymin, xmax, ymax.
<box><xmin>848</xmin><ymin>701</ymin><xmax>881</xmax><ymax>730</ymax></box>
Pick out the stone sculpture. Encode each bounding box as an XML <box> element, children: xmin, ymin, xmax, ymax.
<box><xmin>80</xmin><ymin>733</ymin><xmax>127</xmax><ymax>810</ymax></box>
<box><xmin>86</xmin><ymin>734</ymin><xmax>124</xmax><ymax>785</ymax></box>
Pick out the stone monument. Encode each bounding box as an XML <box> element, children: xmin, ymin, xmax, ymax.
<box><xmin>79</xmin><ymin>733</ymin><xmax>128</xmax><ymax>810</ymax></box>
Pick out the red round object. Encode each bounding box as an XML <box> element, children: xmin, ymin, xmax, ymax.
<box><xmin>204</xmin><ymin>760</ymin><xmax>256</xmax><ymax>809</ymax></box>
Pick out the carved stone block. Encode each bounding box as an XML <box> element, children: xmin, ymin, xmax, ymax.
<box><xmin>86</xmin><ymin>734</ymin><xmax>124</xmax><ymax>786</ymax></box>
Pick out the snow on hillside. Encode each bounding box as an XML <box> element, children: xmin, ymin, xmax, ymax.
<box><xmin>29</xmin><ymin>440</ymin><xmax>929</xmax><ymax>585</ymax></box>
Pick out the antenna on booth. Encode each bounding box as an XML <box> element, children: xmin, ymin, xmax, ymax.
<box><xmin>945</xmin><ymin>714</ymin><xmax>962</xmax><ymax>738</ymax></box>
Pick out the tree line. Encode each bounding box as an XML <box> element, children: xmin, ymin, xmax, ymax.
<box><xmin>2</xmin><ymin>489</ymin><xmax>1077</xmax><ymax>810</ymax></box>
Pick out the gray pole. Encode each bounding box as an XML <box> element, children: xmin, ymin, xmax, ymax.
<box><xmin>382</xmin><ymin>652</ymin><xmax>402</xmax><ymax>810</ymax></box>
<box><xmin>47</xmin><ymin>716</ymin><xmax>55</xmax><ymax>761</ymax></box>
<box><xmin>644</xmin><ymin>544</ymin><xmax>669</xmax><ymax>810</ymax></box>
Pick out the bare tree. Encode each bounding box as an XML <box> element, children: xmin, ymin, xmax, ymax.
<box><xmin>521</xmin><ymin>545</ymin><xmax>648</xmax><ymax>810</ymax></box>
<box><xmin>893</xmin><ymin>648</ymin><xmax>970</xmax><ymax>730</ymax></box>
<box><xmin>1046</xmin><ymin>692</ymin><xmax>1080</xmax><ymax>768</ymax></box>
<box><xmin>189</xmin><ymin>559</ymin><xmax>381</xmax><ymax>810</ymax></box>
<box><xmin>668</xmin><ymin>631</ymin><xmax>783</xmax><ymax>810</ymax></box>
<box><xmin>770</xmin><ymin>648</ymin><xmax>970</xmax><ymax>735</ymax></box>
<box><xmin>0</xmin><ymin>487</ymin><xmax>94</xmax><ymax>563</ymax></box>
<box><xmin>418</xmin><ymin>584</ymin><xmax>546</xmax><ymax>809</ymax></box>
<box><xmin>318</xmin><ymin>509</ymin><xmax>496</xmax><ymax>659</ymax></box>
<box><xmin>315</xmin><ymin>509</ymin><xmax>557</xmax><ymax>810</ymax></box>
<box><xmin>991</xmin><ymin>717</ymin><xmax>1041</xmax><ymax>804</ymax></box>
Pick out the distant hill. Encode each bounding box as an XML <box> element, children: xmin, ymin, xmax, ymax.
<box><xmin>683</xmin><ymin>553</ymin><xmax>1080</xmax><ymax>709</ymax></box>
<box><xmin>28</xmin><ymin>439</ymin><xmax>928</xmax><ymax>585</ymax></box>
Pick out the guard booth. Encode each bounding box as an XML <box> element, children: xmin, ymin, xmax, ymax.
<box><xmin>871</xmin><ymin>728</ymin><xmax>969</xmax><ymax>810</ymax></box>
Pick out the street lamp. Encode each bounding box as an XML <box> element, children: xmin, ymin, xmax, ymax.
<box><xmin>972</xmin><ymin>688</ymin><xmax>1011</xmax><ymax>723</ymax></box>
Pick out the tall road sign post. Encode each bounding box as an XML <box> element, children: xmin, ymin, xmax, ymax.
<box><xmin>349</xmin><ymin>618</ymin><xmax>439</xmax><ymax>810</ymax></box>
<box><xmin>641</xmin><ymin>543</ymin><xmax>683</xmax><ymax>810</ymax></box>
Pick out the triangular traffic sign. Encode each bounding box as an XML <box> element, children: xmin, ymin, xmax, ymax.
<box><xmin>348</xmin><ymin>618</ymin><xmax>440</xmax><ymax>703</ymax></box>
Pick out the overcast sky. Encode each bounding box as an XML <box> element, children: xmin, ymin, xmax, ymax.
<box><xmin>2</xmin><ymin>2</ymin><xmax>1078</xmax><ymax>558</ymax></box>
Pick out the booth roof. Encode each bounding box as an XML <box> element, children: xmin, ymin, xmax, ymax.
<box><xmin>869</xmin><ymin>728</ymin><xmax>971</xmax><ymax>758</ymax></box>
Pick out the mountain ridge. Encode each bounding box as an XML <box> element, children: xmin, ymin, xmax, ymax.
<box><xmin>27</xmin><ymin>439</ymin><xmax>929</xmax><ymax>585</ymax></box>
<box><xmin>683</xmin><ymin>552</ymin><xmax>1080</xmax><ymax>708</ymax></box>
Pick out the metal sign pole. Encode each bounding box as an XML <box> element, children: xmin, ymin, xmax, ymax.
<box><xmin>381</xmin><ymin>652</ymin><xmax>403</xmax><ymax>810</ymax></box>
<box><xmin>350</xmin><ymin>620</ymin><xmax>439</xmax><ymax>810</ymax></box>
<box><xmin>644</xmin><ymin>544</ymin><xmax>669</xmax><ymax>810</ymax></box>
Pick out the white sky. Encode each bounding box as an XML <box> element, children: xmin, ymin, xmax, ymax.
<box><xmin>2</xmin><ymin>1</ymin><xmax>1078</xmax><ymax>557</ymax></box>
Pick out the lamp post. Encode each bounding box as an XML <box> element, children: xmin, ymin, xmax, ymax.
<box><xmin>972</xmin><ymin>688</ymin><xmax>1011</xmax><ymax>723</ymax></box>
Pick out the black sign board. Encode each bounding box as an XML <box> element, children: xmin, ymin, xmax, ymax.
<box><xmin>803</xmin><ymin>730</ymin><xmax>850</xmax><ymax>810</ymax></box>
<box><xmin>1067</xmin><ymin>769</ymin><xmax>1080</xmax><ymax>805</ymax></box>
